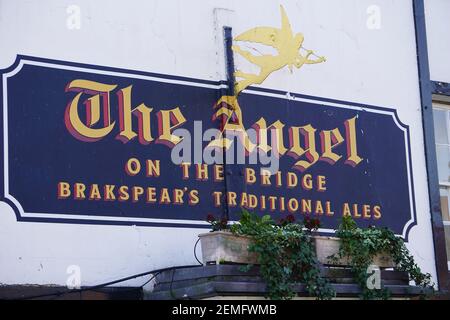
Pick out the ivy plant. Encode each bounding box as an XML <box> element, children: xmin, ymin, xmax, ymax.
<box><xmin>231</xmin><ymin>210</ymin><xmax>335</xmax><ymax>300</ymax></box>
<box><xmin>331</xmin><ymin>216</ymin><xmax>434</xmax><ymax>300</ymax></box>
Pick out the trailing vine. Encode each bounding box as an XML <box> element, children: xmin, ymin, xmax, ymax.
<box><xmin>205</xmin><ymin>212</ymin><xmax>433</xmax><ymax>300</ymax></box>
<box><xmin>331</xmin><ymin>216</ymin><xmax>434</xmax><ymax>300</ymax></box>
<box><xmin>231</xmin><ymin>210</ymin><xmax>335</xmax><ymax>300</ymax></box>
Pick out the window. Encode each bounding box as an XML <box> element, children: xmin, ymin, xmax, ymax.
<box><xmin>433</xmin><ymin>100</ymin><xmax>450</xmax><ymax>270</ymax></box>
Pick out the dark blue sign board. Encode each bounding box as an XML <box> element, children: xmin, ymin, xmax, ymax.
<box><xmin>0</xmin><ymin>56</ymin><xmax>417</xmax><ymax>239</ymax></box>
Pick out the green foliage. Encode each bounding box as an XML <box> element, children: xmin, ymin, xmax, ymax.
<box><xmin>231</xmin><ymin>210</ymin><xmax>335</xmax><ymax>300</ymax></box>
<box><xmin>332</xmin><ymin>216</ymin><xmax>434</xmax><ymax>300</ymax></box>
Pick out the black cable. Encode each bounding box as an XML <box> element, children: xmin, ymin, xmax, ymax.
<box><xmin>90</xmin><ymin>271</ymin><xmax>162</xmax><ymax>294</ymax></box>
<box><xmin>8</xmin><ymin>264</ymin><xmax>202</xmax><ymax>301</ymax></box>
<box><xmin>169</xmin><ymin>268</ymin><xmax>177</xmax><ymax>300</ymax></box>
<box><xmin>194</xmin><ymin>237</ymin><xmax>203</xmax><ymax>265</ymax></box>
<box><xmin>139</xmin><ymin>271</ymin><xmax>162</xmax><ymax>289</ymax></box>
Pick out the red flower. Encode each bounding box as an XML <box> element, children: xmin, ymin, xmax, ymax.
<box><xmin>286</xmin><ymin>214</ymin><xmax>296</xmax><ymax>223</ymax></box>
<box><xmin>304</xmin><ymin>217</ymin><xmax>321</xmax><ymax>230</ymax></box>
<box><xmin>206</xmin><ymin>214</ymin><xmax>216</xmax><ymax>223</ymax></box>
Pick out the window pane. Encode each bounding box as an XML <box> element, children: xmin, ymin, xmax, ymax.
<box><xmin>433</xmin><ymin>109</ymin><xmax>449</xmax><ymax>145</ymax></box>
<box><xmin>440</xmin><ymin>187</ymin><xmax>450</xmax><ymax>221</ymax></box>
<box><xmin>436</xmin><ymin>145</ymin><xmax>450</xmax><ymax>182</ymax></box>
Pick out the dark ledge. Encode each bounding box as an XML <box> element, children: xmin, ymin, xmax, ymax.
<box><xmin>145</xmin><ymin>264</ymin><xmax>429</xmax><ymax>300</ymax></box>
<box><xmin>0</xmin><ymin>285</ymin><xmax>142</xmax><ymax>300</ymax></box>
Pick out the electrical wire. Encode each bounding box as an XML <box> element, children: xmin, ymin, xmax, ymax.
<box><xmin>194</xmin><ymin>237</ymin><xmax>203</xmax><ymax>266</ymax></box>
<box><xmin>169</xmin><ymin>268</ymin><xmax>177</xmax><ymax>300</ymax></box>
<box><xmin>139</xmin><ymin>271</ymin><xmax>162</xmax><ymax>289</ymax></box>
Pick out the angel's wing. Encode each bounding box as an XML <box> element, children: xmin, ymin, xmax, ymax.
<box><xmin>234</xmin><ymin>5</ymin><xmax>293</xmax><ymax>49</ymax></box>
<box><xmin>279</xmin><ymin>5</ymin><xmax>293</xmax><ymax>37</ymax></box>
<box><xmin>234</xmin><ymin>27</ymin><xmax>283</xmax><ymax>49</ymax></box>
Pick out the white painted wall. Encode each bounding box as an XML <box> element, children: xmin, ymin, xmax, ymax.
<box><xmin>425</xmin><ymin>0</ymin><xmax>450</xmax><ymax>83</ymax></box>
<box><xmin>0</xmin><ymin>0</ymin><xmax>439</xmax><ymax>288</ymax></box>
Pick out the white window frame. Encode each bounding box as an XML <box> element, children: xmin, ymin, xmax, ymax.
<box><xmin>434</xmin><ymin>102</ymin><xmax>450</xmax><ymax>197</ymax></box>
<box><xmin>433</xmin><ymin>99</ymin><xmax>450</xmax><ymax>270</ymax></box>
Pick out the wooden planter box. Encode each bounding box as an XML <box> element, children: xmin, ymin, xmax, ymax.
<box><xmin>313</xmin><ymin>236</ymin><xmax>395</xmax><ymax>268</ymax></box>
<box><xmin>198</xmin><ymin>231</ymin><xmax>258</xmax><ymax>265</ymax></box>
<box><xmin>198</xmin><ymin>233</ymin><xmax>395</xmax><ymax>268</ymax></box>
